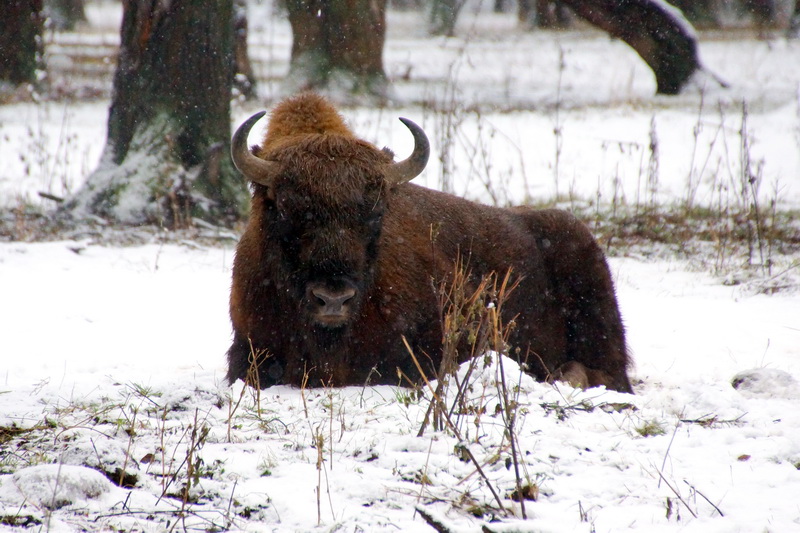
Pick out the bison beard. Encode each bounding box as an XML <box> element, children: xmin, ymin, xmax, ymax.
<box><xmin>227</xmin><ymin>92</ymin><xmax>633</xmax><ymax>393</ymax></box>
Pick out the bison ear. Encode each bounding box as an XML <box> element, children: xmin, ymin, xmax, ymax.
<box><xmin>384</xmin><ymin>117</ymin><xmax>430</xmax><ymax>186</ymax></box>
<box><xmin>231</xmin><ymin>111</ymin><xmax>281</xmax><ymax>195</ymax></box>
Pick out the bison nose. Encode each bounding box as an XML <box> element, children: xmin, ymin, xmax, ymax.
<box><xmin>310</xmin><ymin>286</ymin><xmax>357</xmax><ymax>316</ymax></box>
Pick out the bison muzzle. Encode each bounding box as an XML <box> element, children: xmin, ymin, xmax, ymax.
<box><xmin>226</xmin><ymin>92</ymin><xmax>633</xmax><ymax>393</ymax></box>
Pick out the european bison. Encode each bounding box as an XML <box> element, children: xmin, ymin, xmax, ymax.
<box><xmin>227</xmin><ymin>93</ymin><xmax>632</xmax><ymax>393</ymax></box>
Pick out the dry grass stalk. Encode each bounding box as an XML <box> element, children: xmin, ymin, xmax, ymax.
<box><xmin>404</xmin><ymin>337</ymin><xmax>509</xmax><ymax>516</ymax></box>
<box><xmin>403</xmin><ymin>258</ymin><xmax>525</xmax><ymax>517</ymax></box>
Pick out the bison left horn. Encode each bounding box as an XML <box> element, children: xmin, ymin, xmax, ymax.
<box><xmin>384</xmin><ymin>117</ymin><xmax>430</xmax><ymax>186</ymax></box>
<box><xmin>231</xmin><ymin>111</ymin><xmax>281</xmax><ymax>189</ymax></box>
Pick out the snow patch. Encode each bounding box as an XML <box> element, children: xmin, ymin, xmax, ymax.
<box><xmin>732</xmin><ymin>368</ymin><xmax>800</xmax><ymax>398</ymax></box>
<box><xmin>9</xmin><ymin>465</ymin><xmax>113</xmax><ymax>510</ymax></box>
<box><xmin>60</xmin><ymin>435</ymin><xmax>139</xmax><ymax>482</ymax></box>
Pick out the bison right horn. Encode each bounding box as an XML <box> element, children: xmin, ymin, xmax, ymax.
<box><xmin>384</xmin><ymin>117</ymin><xmax>430</xmax><ymax>186</ymax></box>
<box><xmin>231</xmin><ymin>111</ymin><xmax>281</xmax><ymax>190</ymax></box>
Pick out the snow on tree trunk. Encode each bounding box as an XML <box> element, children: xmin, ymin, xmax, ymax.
<box><xmin>560</xmin><ymin>0</ymin><xmax>701</xmax><ymax>95</ymax></box>
<box><xmin>284</xmin><ymin>0</ymin><xmax>390</xmax><ymax>104</ymax></box>
<box><xmin>65</xmin><ymin>0</ymin><xmax>248</xmax><ymax>226</ymax></box>
<box><xmin>0</xmin><ymin>0</ymin><xmax>44</xmax><ymax>88</ymax></box>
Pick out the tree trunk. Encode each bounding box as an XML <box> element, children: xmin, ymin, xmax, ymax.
<box><xmin>45</xmin><ymin>0</ymin><xmax>87</xmax><ymax>31</ymax></box>
<box><xmin>0</xmin><ymin>0</ymin><xmax>44</xmax><ymax>87</ymax></box>
<box><xmin>535</xmin><ymin>0</ymin><xmax>573</xmax><ymax>29</ymax></box>
<box><xmin>518</xmin><ymin>0</ymin><xmax>535</xmax><ymax>29</ymax></box>
<box><xmin>667</xmin><ymin>0</ymin><xmax>721</xmax><ymax>29</ymax></box>
<box><xmin>66</xmin><ymin>0</ymin><xmax>248</xmax><ymax>226</ymax></box>
<box><xmin>743</xmin><ymin>0</ymin><xmax>777</xmax><ymax>29</ymax></box>
<box><xmin>284</xmin><ymin>0</ymin><xmax>389</xmax><ymax>103</ymax></box>
<box><xmin>789</xmin><ymin>0</ymin><xmax>800</xmax><ymax>38</ymax></box>
<box><xmin>389</xmin><ymin>0</ymin><xmax>422</xmax><ymax>10</ymax></box>
<box><xmin>560</xmin><ymin>0</ymin><xmax>700</xmax><ymax>95</ymax></box>
<box><xmin>233</xmin><ymin>0</ymin><xmax>256</xmax><ymax>100</ymax></box>
<box><xmin>429</xmin><ymin>0</ymin><xmax>466</xmax><ymax>36</ymax></box>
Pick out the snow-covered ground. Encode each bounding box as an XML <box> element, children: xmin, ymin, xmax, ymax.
<box><xmin>1</xmin><ymin>1</ymin><xmax>800</xmax><ymax>532</ymax></box>
<box><xmin>0</xmin><ymin>242</ymin><xmax>798</xmax><ymax>532</ymax></box>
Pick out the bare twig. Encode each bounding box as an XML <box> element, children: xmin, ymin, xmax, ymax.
<box><xmin>415</xmin><ymin>437</ymin><xmax>436</xmax><ymax>507</ymax></box>
<box><xmin>496</xmin><ymin>350</ymin><xmax>525</xmax><ymax>519</ymax></box>
<box><xmin>657</xmin><ymin>421</ymin><xmax>680</xmax><ymax>489</ymax></box>
<box><xmin>314</xmin><ymin>427</ymin><xmax>323</xmax><ymax>526</ymax></box>
<box><xmin>653</xmin><ymin>469</ymin><xmax>698</xmax><ymax>518</ymax></box>
<box><xmin>684</xmin><ymin>480</ymin><xmax>724</xmax><ymax>517</ymax></box>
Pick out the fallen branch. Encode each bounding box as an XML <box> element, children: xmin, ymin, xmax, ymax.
<box><xmin>679</xmin><ymin>414</ymin><xmax>745</xmax><ymax>428</ymax></box>
<box><xmin>38</xmin><ymin>192</ymin><xmax>64</xmax><ymax>203</ymax></box>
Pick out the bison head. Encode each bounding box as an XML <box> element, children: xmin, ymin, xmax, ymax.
<box><xmin>231</xmin><ymin>98</ymin><xmax>429</xmax><ymax>331</ymax></box>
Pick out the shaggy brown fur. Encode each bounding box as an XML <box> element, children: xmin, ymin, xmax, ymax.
<box><xmin>227</xmin><ymin>93</ymin><xmax>633</xmax><ymax>393</ymax></box>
